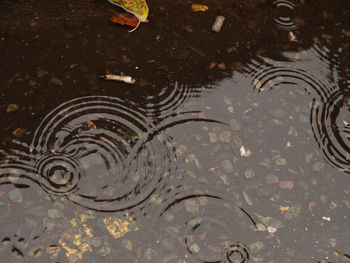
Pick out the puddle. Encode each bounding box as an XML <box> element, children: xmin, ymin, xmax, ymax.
<box><xmin>0</xmin><ymin>0</ymin><xmax>349</xmax><ymax>262</ymax></box>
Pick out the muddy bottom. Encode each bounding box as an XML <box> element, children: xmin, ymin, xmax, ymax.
<box><xmin>0</xmin><ymin>0</ymin><xmax>349</xmax><ymax>262</ymax></box>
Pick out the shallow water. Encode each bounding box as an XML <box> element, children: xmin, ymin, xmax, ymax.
<box><xmin>0</xmin><ymin>0</ymin><xmax>349</xmax><ymax>262</ymax></box>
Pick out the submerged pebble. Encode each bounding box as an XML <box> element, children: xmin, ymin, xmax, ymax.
<box><xmin>221</xmin><ymin>160</ymin><xmax>233</xmax><ymax>173</ymax></box>
<box><xmin>244</xmin><ymin>169</ymin><xmax>255</xmax><ymax>179</ymax></box>
<box><xmin>8</xmin><ymin>188</ymin><xmax>23</xmax><ymax>203</ymax></box>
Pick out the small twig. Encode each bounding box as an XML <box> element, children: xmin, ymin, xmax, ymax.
<box><xmin>99</xmin><ymin>74</ymin><xmax>136</xmax><ymax>84</ymax></box>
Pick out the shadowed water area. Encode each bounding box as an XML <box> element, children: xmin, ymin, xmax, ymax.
<box><xmin>0</xmin><ymin>0</ymin><xmax>349</xmax><ymax>262</ymax></box>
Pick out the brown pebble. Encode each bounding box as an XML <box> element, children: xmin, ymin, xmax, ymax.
<box><xmin>183</xmin><ymin>25</ymin><xmax>193</xmax><ymax>33</ymax></box>
<box><xmin>50</xmin><ymin>77</ymin><xmax>63</xmax><ymax>86</ymax></box>
<box><xmin>217</xmin><ymin>63</ymin><xmax>226</xmax><ymax>70</ymax></box>
<box><xmin>279</xmin><ymin>180</ymin><xmax>294</xmax><ymax>190</ymax></box>
<box><xmin>209</xmin><ymin>62</ymin><xmax>217</xmax><ymax>69</ymax></box>
<box><xmin>6</xmin><ymin>104</ymin><xmax>19</xmax><ymax>113</ymax></box>
<box><xmin>37</xmin><ymin>69</ymin><xmax>48</xmax><ymax>78</ymax></box>
<box><xmin>12</xmin><ymin>127</ymin><xmax>26</xmax><ymax>138</ymax></box>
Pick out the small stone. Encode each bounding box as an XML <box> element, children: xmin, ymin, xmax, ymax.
<box><xmin>89</xmin><ymin>237</ymin><xmax>102</xmax><ymax>248</ymax></box>
<box><xmin>208</xmin><ymin>132</ymin><xmax>217</xmax><ymax>143</ymax></box>
<box><xmin>37</xmin><ymin>69</ymin><xmax>48</xmax><ymax>78</ymax></box>
<box><xmin>2</xmin><ymin>238</ymin><xmax>11</xmax><ymax>246</ymax></box>
<box><xmin>305</xmin><ymin>153</ymin><xmax>313</xmax><ymax>163</ymax></box>
<box><xmin>144</xmin><ymin>247</ymin><xmax>158</xmax><ymax>261</ymax></box>
<box><xmin>28</xmin><ymin>80</ymin><xmax>37</xmax><ymax>87</ymax></box>
<box><xmin>312</xmin><ymin>161</ymin><xmax>325</xmax><ymax>172</ymax></box>
<box><xmin>189</xmin><ymin>243</ymin><xmax>200</xmax><ymax>253</ymax></box>
<box><xmin>275</xmin><ymin>158</ymin><xmax>287</xmax><ymax>166</ymax></box>
<box><xmin>223</xmin><ymin>95</ymin><xmax>232</xmax><ymax>105</ymax></box>
<box><xmin>288</xmin><ymin>126</ymin><xmax>298</xmax><ymax>137</ymax></box>
<box><xmin>165</xmin><ymin>214</ymin><xmax>174</xmax><ymax>222</ymax></box>
<box><xmin>220</xmin><ymin>175</ymin><xmax>230</xmax><ymax>185</ymax></box>
<box><xmin>185</xmin><ymin>199</ymin><xmax>200</xmax><ymax>214</ymax></box>
<box><xmin>249</xmin><ymin>241</ymin><xmax>264</xmax><ymax>252</ymax></box>
<box><xmin>242</xmin><ymin>191</ymin><xmax>253</xmax><ymax>206</ymax></box>
<box><xmin>219</xmin><ymin>131</ymin><xmax>231</xmax><ymax>143</ymax></box>
<box><xmin>183</xmin><ymin>25</ymin><xmax>193</xmax><ymax>32</ymax></box>
<box><xmin>266</xmin><ymin>174</ymin><xmax>279</xmax><ymax>184</ymax></box>
<box><xmin>46</xmin><ymin>246</ymin><xmax>61</xmax><ymax>258</ymax></box>
<box><xmin>6</xmin><ymin>104</ymin><xmax>19</xmax><ymax>113</ymax></box>
<box><xmin>28</xmin><ymin>245</ymin><xmax>43</xmax><ymax>258</ymax></box>
<box><xmin>267</xmin><ymin>226</ymin><xmax>277</xmax><ymax>233</ymax></box>
<box><xmin>48</xmin><ymin>209</ymin><xmax>63</xmax><ymax>219</ymax></box>
<box><xmin>279</xmin><ymin>181</ymin><xmax>294</xmax><ymax>190</ymax></box>
<box><xmin>244</xmin><ymin>169</ymin><xmax>255</xmax><ymax>179</ymax></box>
<box><xmin>229</xmin><ymin>119</ymin><xmax>241</xmax><ymax>131</ymax></box>
<box><xmin>256</xmin><ymin>223</ymin><xmax>266</xmax><ymax>232</ymax></box>
<box><xmin>217</xmin><ymin>63</ymin><xmax>226</xmax><ymax>70</ymax></box>
<box><xmin>8</xmin><ymin>188</ymin><xmax>23</xmax><ymax>203</ymax></box>
<box><xmin>260</xmin><ymin>158</ymin><xmax>271</xmax><ymax>168</ymax></box>
<box><xmin>221</xmin><ymin>160</ymin><xmax>233</xmax><ymax>173</ymax></box>
<box><xmin>12</xmin><ymin>128</ymin><xmax>26</xmax><ymax>138</ymax></box>
<box><xmin>284</xmin><ymin>204</ymin><xmax>302</xmax><ymax>219</ymax></box>
<box><xmin>50</xmin><ymin>77</ymin><xmax>63</xmax><ymax>86</ymax></box>
<box><xmin>122</xmin><ymin>239</ymin><xmax>132</xmax><ymax>251</ymax></box>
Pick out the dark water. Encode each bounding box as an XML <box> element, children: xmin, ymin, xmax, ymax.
<box><xmin>0</xmin><ymin>0</ymin><xmax>349</xmax><ymax>262</ymax></box>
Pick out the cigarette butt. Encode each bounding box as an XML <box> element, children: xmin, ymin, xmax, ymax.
<box><xmin>211</xmin><ymin>16</ymin><xmax>225</xmax><ymax>32</ymax></box>
<box><xmin>99</xmin><ymin>74</ymin><xmax>136</xmax><ymax>84</ymax></box>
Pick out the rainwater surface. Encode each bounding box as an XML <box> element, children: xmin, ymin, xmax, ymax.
<box><xmin>0</xmin><ymin>0</ymin><xmax>349</xmax><ymax>262</ymax></box>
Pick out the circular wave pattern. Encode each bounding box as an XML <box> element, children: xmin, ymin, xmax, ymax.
<box><xmin>250</xmin><ymin>66</ymin><xmax>336</xmax><ymax>100</ymax></box>
<box><xmin>1</xmin><ymin>96</ymin><xmax>176</xmax><ymax>212</ymax></box>
<box><xmin>273</xmin><ymin>0</ymin><xmax>299</xmax><ymax>31</ymax></box>
<box><xmin>34</xmin><ymin>151</ymin><xmax>83</xmax><ymax>195</ymax></box>
<box><xmin>160</xmin><ymin>195</ymin><xmax>256</xmax><ymax>262</ymax></box>
<box><xmin>250</xmin><ymin>65</ymin><xmax>350</xmax><ymax>174</ymax></box>
<box><xmin>311</xmin><ymin>90</ymin><xmax>350</xmax><ymax>173</ymax></box>
<box><xmin>226</xmin><ymin>243</ymin><xmax>250</xmax><ymax>263</ymax></box>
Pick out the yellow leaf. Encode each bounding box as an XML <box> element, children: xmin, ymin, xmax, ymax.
<box><xmin>107</xmin><ymin>0</ymin><xmax>149</xmax><ymax>22</ymax></box>
<box><xmin>279</xmin><ymin>205</ymin><xmax>290</xmax><ymax>211</ymax></box>
<box><xmin>191</xmin><ymin>4</ymin><xmax>208</xmax><ymax>12</ymax></box>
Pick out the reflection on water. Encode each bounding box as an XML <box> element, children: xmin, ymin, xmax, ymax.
<box><xmin>311</xmin><ymin>90</ymin><xmax>350</xmax><ymax>173</ymax></box>
<box><xmin>1</xmin><ymin>96</ymin><xmax>176</xmax><ymax>211</ymax></box>
<box><xmin>0</xmin><ymin>0</ymin><xmax>350</xmax><ymax>262</ymax></box>
<box><xmin>248</xmin><ymin>49</ymin><xmax>349</xmax><ymax>173</ymax></box>
<box><xmin>158</xmin><ymin>195</ymin><xmax>258</xmax><ymax>263</ymax></box>
<box><xmin>272</xmin><ymin>0</ymin><xmax>299</xmax><ymax>31</ymax></box>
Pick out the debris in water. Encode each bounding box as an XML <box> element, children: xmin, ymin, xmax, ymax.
<box><xmin>110</xmin><ymin>13</ymin><xmax>139</xmax><ymax>27</ymax></box>
<box><xmin>191</xmin><ymin>4</ymin><xmax>208</xmax><ymax>12</ymax></box>
<box><xmin>99</xmin><ymin>74</ymin><xmax>136</xmax><ymax>84</ymax></box>
<box><xmin>211</xmin><ymin>16</ymin><xmax>225</xmax><ymax>32</ymax></box>
<box><xmin>289</xmin><ymin>31</ymin><xmax>297</xmax><ymax>42</ymax></box>
<box><xmin>240</xmin><ymin>145</ymin><xmax>252</xmax><ymax>157</ymax></box>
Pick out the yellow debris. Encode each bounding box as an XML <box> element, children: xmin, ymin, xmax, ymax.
<box><xmin>191</xmin><ymin>4</ymin><xmax>208</xmax><ymax>12</ymax></box>
<box><xmin>103</xmin><ymin>213</ymin><xmax>139</xmax><ymax>239</ymax></box>
<box><xmin>279</xmin><ymin>205</ymin><xmax>290</xmax><ymax>211</ymax></box>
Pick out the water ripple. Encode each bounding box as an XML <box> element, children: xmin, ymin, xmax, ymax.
<box><xmin>311</xmin><ymin>90</ymin><xmax>350</xmax><ymax>173</ymax></box>
<box><xmin>248</xmin><ymin>62</ymin><xmax>350</xmax><ymax>174</ymax></box>
<box><xmin>272</xmin><ymin>0</ymin><xmax>299</xmax><ymax>31</ymax></box>
<box><xmin>1</xmin><ymin>96</ymin><xmax>176</xmax><ymax>212</ymax></box>
<box><xmin>159</xmin><ymin>195</ymin><xmax>258</xmax><ymax>263</ymax></box>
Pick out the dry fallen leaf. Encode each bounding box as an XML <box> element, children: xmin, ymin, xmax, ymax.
<box><xmin>110</xmin><ymin>13</ymin><xmax>139</xmax><ymax>27</ymax></box>
<box><xmin>107</xmin><ymin>0</ymin><xmax>149</xmax><ymax>22</ymax></box>
<box><xmin>191</xmin><ymin>4</ymin><xmax>208</xmax><ymax>12</ymax></box>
